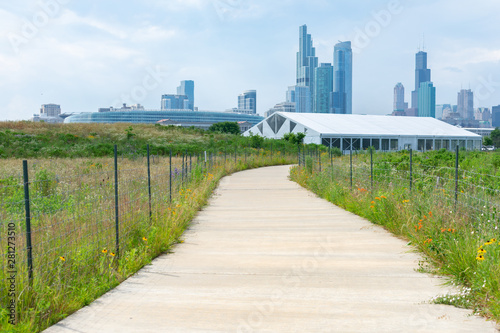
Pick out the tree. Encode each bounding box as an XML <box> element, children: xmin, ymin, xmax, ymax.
<box><xmin>208</xmin><ymin>122</ymin><xmax>240</xmax><ymax>135</ymax></box>
<box><xmin>490</xmin><ymin>128</ymin><xmax>500</xmax><ymax>147</ymax></box>
<box><xmin>483</xmin><ymin>136</ymin><xmax>493</xmax><ymax>146</ymax></box>
<box><xmin>282</xmin><ymin>132</ymin><xmax>306</xmax><ymax>145</ymax></box>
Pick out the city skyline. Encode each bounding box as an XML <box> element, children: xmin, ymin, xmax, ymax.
<box><xmin>0</xmin><ymin>1</ymin><xmax>499</xmax><ymax>120</ymax></box>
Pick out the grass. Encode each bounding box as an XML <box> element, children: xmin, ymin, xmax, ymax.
<box><xmin>0</xmin><ymin>123</ymin><xmax>300</xmax><ymax>333</ymax></box>
<box><xmin>291</xmin><ymin>148</ymin><xmax>500</xmax><ymax>323</ymax></box>
<box><xmin>0</xmin><ymin>121</ymin><xmax>292</xmax><ymax>158</ymax></box>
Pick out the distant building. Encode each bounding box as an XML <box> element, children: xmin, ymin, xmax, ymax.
<box><xmin>40</xmin><ymin>104</ymin><xmax>61</xmax><ymax>117</ymax></box>
<box><xmin>177</xmin><ymin>80</ymin><xmax>195</xmax><ymax>111</ymax></box>
<box><xmin>411</xmin><ymin>51</ymin><xmax>431</xmax><ymax>114</ymax></box>
<box><xmin>418</xmin><ymin>82</ymin><xmax>436</xmax><ymax>118</ymax></box>
<box><xmin>457</xmin><ymin>89</ymin><xmax>474</xmax><ymax>120</ymax></box>
<box><xmin>31</xmin><ymin>103</ymin><xmax>63</xmax><ymax>123</ymax></box>
<box><xmin>296</xmin><ymin>25</ymin><xmax>318</xmax><ymax>113</ymax></box>
<box><xmin>265</xmin><ymin>102</ymin><xmax>296</xmax><ymax>117</ymax></box>
<box><xmin>475</xmin><ymin>107</ymin><xmax>491</xmax><ymax>122</ymax></box>
<box><xmin>238</xmin><ymin>90</ymin><xmax>257</xmax><ymax>114</ymax></box>
<box><xmin>238</xmin><ymin>121</ymin><xmax>252</xmax><ymax>133</ymax></box>
<box><xmin>99</xmin><ymin>104</ymin><xmax>144</xmax><ymax>112</ymax></box>
<box><xmin>332</xmin><ymin>41</ymin><xmax>352</xmax><ymax>114</ymax></box>
<box><xmin>287</xmin><ymin>86</ymin><xmax>311</xmax><ymax>113</ymax></box>
<box><xmin>65</xmin><ymin>110</ymin><xmax>264</xmax><ymax>129</ymax></box>
<box><xmin>492</xmin><ymin>105</ymin><xmax>500</xmax><ymax>127</ymax></box>
<box><xmin>314</xmin><ymin>63</ymin><xmax>334</xmax><ymax>113</ymax></box>
<box><xmin>161</xmin><ymin>94</ymin><xmax>189</xmax><ymax>110</ymax></box>
<box><xmin>393</xmin><ymin>83</ymin><xmax>406</xmax><ymax>112</ymax></box>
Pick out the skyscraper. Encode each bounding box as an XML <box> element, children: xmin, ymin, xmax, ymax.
<box><xmin>287</xmin><ymin>86</ymin><xmax>311</xmax><ymax>113</ymax></box>
<box><xmin>296</xmin><ymin>25</ymin><xmax>318</xmax><ymax>113</ymax></box>
<box><xmin>492</xmin><ymin>105</ymin><xmax>500</xmax><ymax>127</ymax></box>
<box><xmin>177</xmin><ymin>80</ymin><xmax>195</xmax><ymax>111</ymax></box>
<box><xmin>238</xmin><ymin>90</ymin><xmax>257</xmax><ymax>114</ymax></box>
<box><xmin>457</xmin><ymin>89</ymin><xmax>474</xmax><ymax>120</ymax></box>
<box><xmin>393</xmin><ymin>83</ymin><xmax>406</xmax><ymax>111</ymax></box>
<box><xmin>161</xmin><ymin>94</ymin><xmax>189</xmax><ymax>110</ymax></box>
<box><xmin>411</xmin><ymin>51</ymin><xmax>431</xmax><ymax>112</ymax></box>
<box><xmin>418</xmin><ymin>82</ymin><xmax>436</xmax><ymax>118</ymax></box>
<box><xmin>314</xmin><ymin>63</ymin><xmax>333</xmax><ymax>113</ymax></box>
<box><xmin>332</xmin><ymin>41</ymin><xmax>352</xmax><ymax>114</ymax></box>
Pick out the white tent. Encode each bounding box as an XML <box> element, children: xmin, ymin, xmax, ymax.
<box><xmin>244</xmin><ymin>112</ymin><xmax>482</xmax><ymax>152</ymax></box>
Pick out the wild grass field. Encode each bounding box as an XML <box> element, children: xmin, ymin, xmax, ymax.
<box><xmin>291</xmin><ymin>148</ymin><xmax>500</xmax><ymax>322</ymax></box>
<box><xmin>0</xmin><ymin>122</ymin><xmax>299</xmax><ymax>332</ymax></box>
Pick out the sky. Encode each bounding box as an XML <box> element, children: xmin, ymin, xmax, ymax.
<box><xmin>0</xmin><ymin>0</ymin><xmax>499</xmax><ymax>120</ymax></box>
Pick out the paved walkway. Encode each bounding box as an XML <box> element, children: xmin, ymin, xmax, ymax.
<box><xmin>44</xmin><ymin>165</ymin><xmax>498</xmax><ymax>333</ymax></box>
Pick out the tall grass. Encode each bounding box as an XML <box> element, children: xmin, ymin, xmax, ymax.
<box><xmin>0</xmin><ymin>148</ymin><xmax>296</xmax><ymax>332</ymax></box>
<box><xmin>291</xmin><ymin>149</ymin><xmax>500</xmax><ymax>322</ymax></box>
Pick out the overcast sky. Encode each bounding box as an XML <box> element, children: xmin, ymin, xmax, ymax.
<box><xmin>1</xmin><ymin>0</ymin><xmax>499</xmax><ymax>120</ymax></box>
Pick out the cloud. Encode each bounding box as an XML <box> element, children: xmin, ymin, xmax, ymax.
<box><xmin>130</xmin><ymin>25</ymin><xmax>177</xmax><ymax>43</ymax></box>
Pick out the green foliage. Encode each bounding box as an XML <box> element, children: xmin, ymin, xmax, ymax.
<box><xmin>331</xmin><ymin>147</ymin><xmax>342</xmax><ymax>157</ymax></box>
<box><xmin>282</xmin><ymin>132</ymin><xmax>306</xmax><ymax>145</ymax></box>
<box><xmin>208</xmin><ymin>122</ymin><xmax>240</xmax><ymax>135</ymax></box>
<box><xmin>491</xmin><ymin>128</ymin><xmax>500</xmax><ymax>147</ymax></box>
<box><xmin>484</xmin><ymin>136</ymin><xmax>493</xmax><ymax>146</ymax></box>
<box><xmin>291</xmin><ymin>149</ymin><xmax>500</xmax><ymax>322</ymax></box>
<box><xmin>249</xmin><ymin>134</ymin><xmax>264</xmax><ymax>148</ymax></box>
<box><xmin>0</xmin><ymin>122</ymin><xmax>304</xmax><ymax>159</ymax></box>
<box><xmin>125</xmin><ymin>126</ymin><xmax>135</xmax><ymax>140</ymax></box>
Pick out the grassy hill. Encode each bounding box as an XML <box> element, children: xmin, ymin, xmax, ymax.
<box><xmin>0</xmin><ymin>122</ymin><xmax>282</xmax><ymax>158</ymax></box>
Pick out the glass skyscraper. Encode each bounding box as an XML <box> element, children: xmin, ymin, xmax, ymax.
<box><xmin>177</xmin><ymin>80</ymin><xmax>195</xmax><ymax>111</ymax></box>
<box><xmin>411</xmin><ymin>51</ymin><xmax>431</xmax><ymax>112</ymax></box>
<box><xmin>314</xmin><ymin>63</ymin><xmax>333</xmax><ymax>113</ymax></box>
<box><xmin>393</xmin><ymin>83</ymin><xmax>406</xmax><ymax>111</ymax></box>
<box><xmin>332</xmin><ymin>41</ymin><xmax>352</xmax><ymax>114</ymax></box>
<box><xmin>418</xmin><ymin>82</ymin><xmax>436</xmax><ymax>118</ymax></box>
<box><xmin>238</xmin><ymin>90</ymin><xmax>257</xmax><ymax>114</ymax></box>
<box><xmin>296</xmin><ymin>25</ymin><xmax>318</xmax><ymax>113</ymax></box>
<box><xmin>457</xmin><ymin>89</ymin><xmax>474</xmax><ymax>120</ymax></box>
<box><xmin>287</xmin><ymin>86</ymin><xmax>311</xmax><ymax>114</ymax></box>
<box><xmin>161</xmin><ymin>94</ymin><xmax>189</xmax><ymax>110</ymax></box>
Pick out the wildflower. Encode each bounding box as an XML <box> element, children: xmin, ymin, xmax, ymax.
<box><xmin>428</xmin><ymin>211</ymin><xmax>433</xmax><ymax>217</ymax></box>
<box><xmin>441</xmin><ymin>228</ymin><xmax>446</xmax><ymax>233</ymax></box>
<box><xmin>59</xmin><ymin>256</ymin><xmax>66</xmax><ymax>261</ymax></box>
<box><xmin>370</xmin><ymin>205</ymin><xmax>375</xmax><ymax>209</ymax></box>
<box><xmin>371</xmin><ymin>201</ymin><xmax>375</xmax><ymax>204</ymax></box>
<box><xmin>478</xmin><ymin>248</ymin><xmax>486</xmax><ymax>254</ymax></box>
<box><xmin>375</xmin><ymin>197</ymin><xmax>381</xmax><ymax>201</ymax></box>
<box><xmin>476</xmin><ymin>255</ymin><xmax>485</xmax><ymax>261</ymax></box>
<box><xmin>110</xmin><ymin>252</ymin><xmax>116</xmax><ymax>257</ymax></box>
<box><xmin>381</xmin><ymin>195</ymin><xmax>387</xmax><ymax>199</ymax></box>
<box><xmin>142</xmin><ymin>237</ymin><xmax>148</xmax><ymax>242</ymax></box>
<box><xmin>102</xmin><ymin>249</ymin><xmax>108</xmax><ymax>254</ymax></box>
<box><xmin>176</xmin><ymin>204</ymin><xmax>181</xmax><ymax>208</ymax></box>
<box><xmin>490</xmin><ymin>238</ymin><xmax>497</xmax><ymax>243</ymax></box>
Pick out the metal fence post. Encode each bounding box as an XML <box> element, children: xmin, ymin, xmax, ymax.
<box><xmin>298</xmin><ymin>145</ymin><xmax>301</xmax><ymax>166</ymax></box>
<box><xmin>147</xmin><ymin>144</ymin><xmax>152</xmax><ymax>220</ymax></box>
<box><xmin>318</xmin><ymin>149</ymin><xmax>322</xmax><ymax>173</ymax></box>
<box><xmin>114</xmin><ymin>145</ymin><xmax>120</xmax><ymax>258</ymax></box>
<box><xmin>409</xmin><ymin>149</ymin><xmax>413</xmax><ymax>192</ymax></box>
<box><xmin>370</xmin><ymin>148</ymin><xmax>373</xmax><ymax>190</ymax></box>
<box><xmin>22</xmin><ymin>160</ymin><xmax>33</xmax><ymax>285</ymax></box>
<box><xmin>350</xmin><ymin>146</ymin><xmax>353</xmax><ymax>189</ymax></box>
<box><xmin>169</xmin><ymin>149</ymin><xmax>172</xmax><ymax>203</ymax></box>
<box><xmin>330</xmin><ymin>147</ymin><xmax>333</xmax><ymax>181</ymax></box>
<box><xmin>455</xmin><ymin>145</ymin><xmax>459</xmax><ymax>208</ymax></box>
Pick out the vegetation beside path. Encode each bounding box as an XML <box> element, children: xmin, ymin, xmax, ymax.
<box><xmin>291</xmin><ymin>148</ymin><xmax>500</xmax><ymax>322</ymax></box>
<box><xmin>0</xmin><ymin>123</ymin><xmax>300</xmax><ymax>332</ymax></box>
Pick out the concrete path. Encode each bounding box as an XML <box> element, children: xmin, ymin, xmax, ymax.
<box><xmin>44</xmin><ymin>165</ymin><xmax>498</xmax><ymax>333</ymax></box>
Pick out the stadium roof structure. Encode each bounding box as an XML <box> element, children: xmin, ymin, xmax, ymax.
<box><xmin>244</xmin><ymin>112</ymin><xmax>482</xmax><ymax>152</ymax></box>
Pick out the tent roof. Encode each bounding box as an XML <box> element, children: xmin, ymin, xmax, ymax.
<box><xmin>275</xmin><ymin>112</ymin><xmax>481</xmax><ymax>138</ymax></box>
